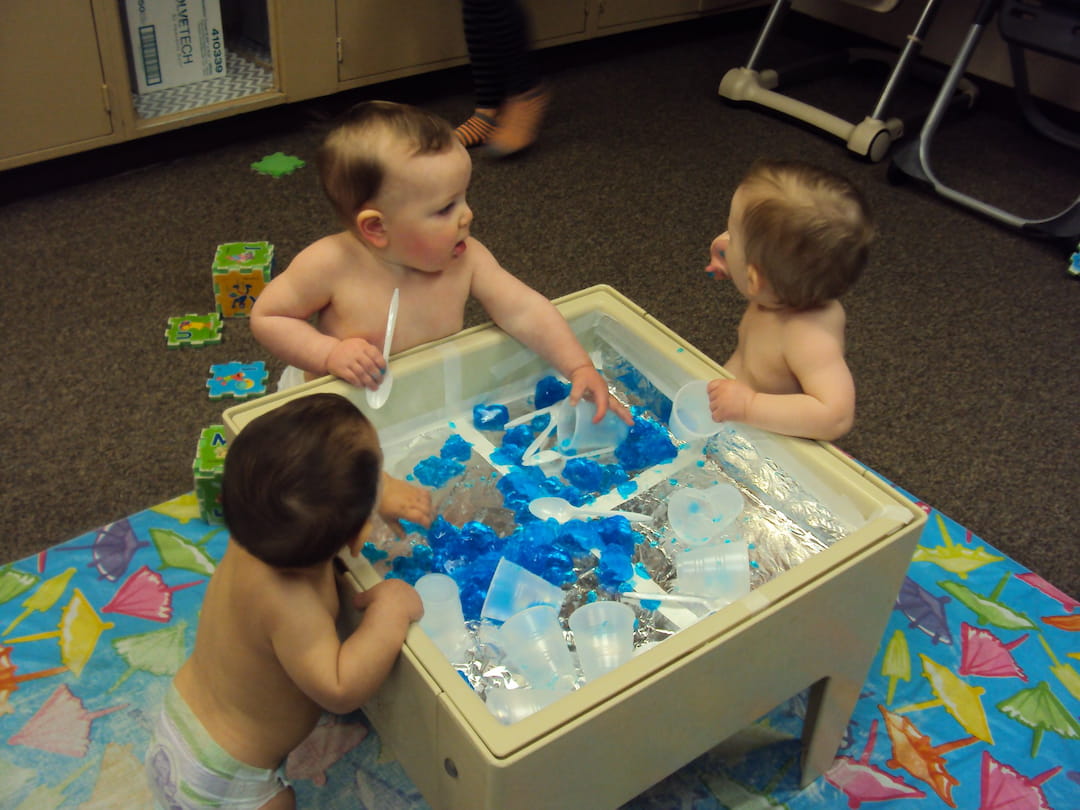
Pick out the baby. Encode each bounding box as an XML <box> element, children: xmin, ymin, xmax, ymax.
<box><xmin>145</xmin><ymin>393</ymin><xmax>423</xmax><ymax>810</ymax></box>
<box><xmin>704</xmin><ymin>159</ymin><xmax>874</xmax><ymax>441</ymax></box>
<box><xmin>251</xmin><ymin>99</ymin><xmax>630</xmax><ymax>426</ymax></box>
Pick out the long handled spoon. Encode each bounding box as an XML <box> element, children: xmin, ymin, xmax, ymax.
<box><xmin>366</xmin><ymin>288</ymin><xmax>399</xmax><ymax>409</ymax></box>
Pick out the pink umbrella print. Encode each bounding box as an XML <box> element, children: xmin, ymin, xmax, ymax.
<box><xmin>102</xmin><ymin>566</ymin><xmax>203</xmax><ymax>622</ymax></box>
<box><xmin>53</xmin><ymin>519</ymin><xmax>148</xmax><ymax>582</ymax></box>
<box><xmin>7</xmin><ymin>683</ymin><xmax>127</xmax><ymax>757</ymax></box>
<box><xmin>1015</xmin><ymin>572</ymin><xmax>1079</xmax><ymax>612</ymax></box>
<box><xmin>978</xmin><ymin>750</ymin><xmax>1060</xmax><ymax>810</ymax></box>
<box><xmin>824</xmin><ymin>717</ymin><xmax>926</xmax><ymax>808</ymax></box>
<box><xmin>959</xmin><ymin>622</ymin><xmax>1029</xmax><ymax>680</ymax></box>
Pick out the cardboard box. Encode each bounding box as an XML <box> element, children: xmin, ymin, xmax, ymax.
<box><xmin>124</xmin><ymin>0</ymin><xmax>227</xmax><ymax>94</ymax></box>
<box><xmin>222</xmin><ymin>286</ymin><xmax>925</xmax><ymax>810</ymax></box>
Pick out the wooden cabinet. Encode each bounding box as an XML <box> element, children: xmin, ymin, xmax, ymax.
<box><xmin>335</xmin><ymin>1</ymin><xmax>589</xmax><ymax>87</ymax></box>
<box><xmin>1</xmin><ymin>0</ymin><xmax>118</xmax><ymax>164</ymax></box>
<box><xmin>1</xmin><ymin>0</ymin><xmax>734</xmax><ymax>172</ymax></box>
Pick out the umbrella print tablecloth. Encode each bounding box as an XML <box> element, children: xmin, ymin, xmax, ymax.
<box><xmin>0</xmin><ymin>484</ymin><xmax>1077</xmax><ymax>809</ymax></box>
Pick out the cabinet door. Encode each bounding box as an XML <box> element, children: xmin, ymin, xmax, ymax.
<box><xmin>337</xmin><ymin>0</ymin><xmax>468</xmax><ymax>82</ymax></box>
<box><xmin>0</xmin><ymin>0</ymin><xmax>113</xmax><ymax>162</ymax></box>
<box><xmin>597</xmin><ymin>0</ymin><xmax>700</xmax><ymax>30</ymax></box>
<box><xmin>336</xmin><ymin>0</ymin><xmax>587</xmax><ymax>84</ymax></box>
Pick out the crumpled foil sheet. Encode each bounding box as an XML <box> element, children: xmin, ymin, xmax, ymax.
<box><xmin>365</xmin><ymin>356</ymin><xmax>854</xmax><ymax>703</ymax></box>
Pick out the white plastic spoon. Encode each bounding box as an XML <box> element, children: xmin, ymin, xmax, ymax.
<box><xmin>365</xmin><ymin>288</ymin><xmax>399</xmax><ymax>409</ymax></box>
<box><xmin>528</xmin><ymin>496</ymin><xmax>652</xmax><ymax>524</ymax></box>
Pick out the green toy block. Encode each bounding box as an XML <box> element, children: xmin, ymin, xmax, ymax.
<box><xmin>212</xmin><ymin>242</ymin><xmax>274</xmax><ymax>319</ymax></box>
<box><xmin>193</xmin><ymin>425</ymin><xmax>228</xmax><ymax>525</ymax></box>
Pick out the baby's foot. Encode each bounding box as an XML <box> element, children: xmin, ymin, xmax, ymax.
<box><xmin>455</xmin><ymin>109</ymin><xmax>498</xmax><ymax>148</ymax></box>
<box><xmin>379</xmin><ymin>473</ymin><xmax>434</xmax><ymax>529</ymax></box>
<box><xmin>485</xmin><ymin>86</ymin><xmax>550</xmax><ymax>157</ymax></box>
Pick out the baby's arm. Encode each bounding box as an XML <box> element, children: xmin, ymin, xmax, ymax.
<box><xmin>271</xmin><ymin>578</ymin><xmax>423</xmax><ymax>715</ymax></box>
<box><xmin>708</xmin><ymin>322</ymin><xmax>855</xmax><ymax>441</ymax></box>
<box><xmin>250</xmin><ymin>244</ymin><xmax>385</xmax><ymax>388</ymax></box>
<box><xmin>469</xmin><ymin>244</ymin><xmax>632</xmax><ymax>424</ymax></box>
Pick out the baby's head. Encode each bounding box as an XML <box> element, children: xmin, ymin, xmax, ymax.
<box><xmin>222</xmin><ymin>393</ymin><xmax>382</xmax><ymax>568</ymax></box>
<box><xmin>733</xmin><ymin>159</ymin><xmax>873</xmax><ymax>309</ymax></box>
<box><xmin>317</xmin><ymin>100</ymin><xmax>459</xmax><ymax>231</ymax></box>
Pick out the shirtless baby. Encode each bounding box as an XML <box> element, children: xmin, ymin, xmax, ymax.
<box><xmin>251</xmin><ymin>100</ymin><xmax>630</xmax><ymax>426</ymax></box>
<box><xmin>703</xmin><ymin>159</ymin><xmax>874</xmax><ymax>441</ymax></box>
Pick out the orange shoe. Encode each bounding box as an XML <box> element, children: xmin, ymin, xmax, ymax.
<box><xmin>455</xmin><ymin>109</ymin><xmax>498</xmax><ymax>148</ymax></box>
<box><xmin>485</xmin><ymin>86</ymin><xmax>550</xmax><ymax>157</ymax></box>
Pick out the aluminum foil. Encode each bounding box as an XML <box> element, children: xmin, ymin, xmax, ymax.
<box><xmin>364</xmin><ymin>363</ymin><xmax>856</xmax><ymax>705</ymax></box>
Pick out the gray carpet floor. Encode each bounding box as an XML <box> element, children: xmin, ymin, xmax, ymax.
<box><xmin>2</xmin><ymin>12</ymin><xmax>1078</xmax><ymax>597</ymax></box>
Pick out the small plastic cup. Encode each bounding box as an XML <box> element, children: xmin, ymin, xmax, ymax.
<box><xmin>674</xmin><ymin>539</ymin><xmax>750</xmax><ymax>603</ymax></box>
<box><xmin>669</xmin><ymin>380</ymin><xmax>723</xmax><ymax>441</ymax></box>
<box><xmin>499</xmin><ymin>605</ymin><xmax>577</xmax><ymax>691</ymax></box>
<box><xmin>414</xmin><ymin>573</ymin><xmax>469</xmax><ymax>662</ymax></box>
<box><xmin>485</xmin><ymin>686</ymin><xmax>567</xmax><ymax>724</ymax></box>
<box><xmin>555</xmin><ymin>399</ymin><xmax>630</xmax><ymax>454</ymax></box>
<box><xmin>569</xmin><ymin>600</ymin><xmax>636</xmax><ymax>682</ymax></box>
<box><xmin>481</xmin><ymin>558</ymin><xmax>565</xmax><ymax>623</ymax></box>
<box><xmin>667</xmin><ymin>484</ymin><xmax>744</xmax><ymax>546</ymax></box>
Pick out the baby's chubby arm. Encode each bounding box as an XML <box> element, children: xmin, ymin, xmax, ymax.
<box><xmin>250</xmin><ymin>240</ymin><xmax>385</xmax><ymax>388</ymax></box>
<box><xmin>708</xmin><ymin>320</ymin><xmax>855</xmax><ymax>441</ymax></box>
<box><xmin>270</xmin><ymin>578</ymin><xmax>423</xmax><ymax>715</ymax></box>
<box><xmin>469</xmin><ymin>242</ymin><xmax>632</xmax><ymax>425</ymax></box>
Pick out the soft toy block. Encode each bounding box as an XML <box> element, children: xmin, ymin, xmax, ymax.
<box><xmin>212</xmin><ymin>242</ymin><xmax>274</xmax><ymax>318</ymax></box>
<box><xmin>193</xmin><ymin>425</ymin><xmax>228</xmax><ymax>525</ymax></box>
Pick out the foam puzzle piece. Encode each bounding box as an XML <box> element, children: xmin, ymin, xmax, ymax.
<box><xmin>1069</xmin><ymin>245</ymin><xmax>1079</xmax><ymax>278</ymax></box>
<box><xmin>212</xmin><ymin>241</ymin><xmax>274</xmax><ymax>319</ymax></box>
<box><xmin>206</xmin><ymin>361</ymin><xmax>268</xmax><ymax>401</ymax></box>
<box><xmin>251</xmin><ymin>152</ymin><xmax>306</xmax><ymax>177</ymax></box>
<box><xmin>165</xmin><ymin>313</ymin><xmax>223</xmax><ymax>348</ymax></box>
<box><xmin>192</xmin><ymin>425</ymin><xmax>227</xmax><ymax>524</ymax></box>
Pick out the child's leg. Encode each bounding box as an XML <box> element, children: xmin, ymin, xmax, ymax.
<box><xmin>379</xmin><ymin>472</ymin><xmax>434</xmax><ymax>528</ymax></box>
<box><xmin>261</xmin><ymin>786</ymin><xmax>295</xmax><ymax>809</ymax></box>
<box><xmin>486</xmin><ymin>84</ymin><xmax>550</xmax><ymax>156</ymax></box>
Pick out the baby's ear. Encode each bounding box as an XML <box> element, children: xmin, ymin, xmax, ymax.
<box><xmin>746</xmin><ymin>263</ymin><xmax>765</xmax><ymax>297</ymax></box>
<box><xmin>356</xmin><ymin>209</ymin><xmax>388</xmax><ymax>248</ymax></box>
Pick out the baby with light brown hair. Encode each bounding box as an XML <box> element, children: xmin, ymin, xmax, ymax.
<box><xmin>704</xmin><ymin>159</ymin><xmax>874</xmax><ymax>441</ymax></box>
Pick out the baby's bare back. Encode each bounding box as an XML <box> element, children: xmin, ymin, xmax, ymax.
<box><xmin>173</xmin><ymin>545</ymin><xmax>332</xmax><ymax>769</ymax></box>
<box><xmin>727</xmin><ymin>301</ymin><xmax>847</xmax><ymax>395</ymax></box>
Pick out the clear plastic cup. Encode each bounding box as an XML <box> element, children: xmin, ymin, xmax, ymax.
<box><xmin>499</xmin><ymin>605</ymin><xmax>577</xmax><ymax>691</ymax></box>
<box><xmin>485</xmin><ymin>686</ymin><xmax>567</xmax><ymax>724</ymax></box>
<box><xmin>414</xmin><ymin>573</ymin><xmax>469</xmax><ymax>662</ymax></box>
<box><xmin>669</xmin><ymin>380</ymin><xmax>723</xmax><ymax>441</ymax></box>
<box><xmin>667</xmin><ymin>484</ymin><xmax>744</xmax><ymax>546</ymax></box>
<box><xmin>569</xmin><ymin>600</ymin><xmax>636</xmax><ymax>682</ymax></box>
<box><xmin>555</xmin><ymin>399</ymin><xmax>630</xmax><ymax>454</ymax></box>
<box><xmin>674</xmin><ymin>539</ymin><xmax>750</xmax><ymax>603</ymax></box>
<box><xmin>481</xmin><ymin>558</ymin><xmax>565</xmax><ymax>623</ymax></box>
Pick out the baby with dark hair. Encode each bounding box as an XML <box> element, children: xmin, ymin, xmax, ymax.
<box><xmin>704</xmin><ymin>159</ymin><xmax>874</xmax><ymax>440</ymax></box>
<box><xmin>145</xmin><ymin>394</ymin><xmax>422</xmax><ymax>810</ymax></box>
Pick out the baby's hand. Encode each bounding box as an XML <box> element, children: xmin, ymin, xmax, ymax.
<box><xmin>379</xmin><ymin>474</ymin><xmax>435</xmax><ymax>532</ymax></box>
<box><xmin>568</xmin><ymin>366</ymin><xmax>634</xmax><ymax>425</ymax></box>
<box><xmin>327</xmin><ymin>338</ymin><xmax>386</xmax><ymax>389</ymax></box>
<box><xmin>707</xmin><ymin>378</ymin><xmax>754</xmax><ymax>423</ymax></box>
<box><xmin>353</xmin><ymin>578</ymin><xmax>424</xmax><ymax>623</ymax></box>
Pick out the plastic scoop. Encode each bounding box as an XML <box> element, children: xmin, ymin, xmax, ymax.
<box><xmin>365</xmin><ymin>288</ymin><xmax>399</xmax><ymax>409</ymax></box>
<box><xmin>528</xmin><ymin>496</ymin><xmax>652</xmax><ymax>524</ymax></box>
